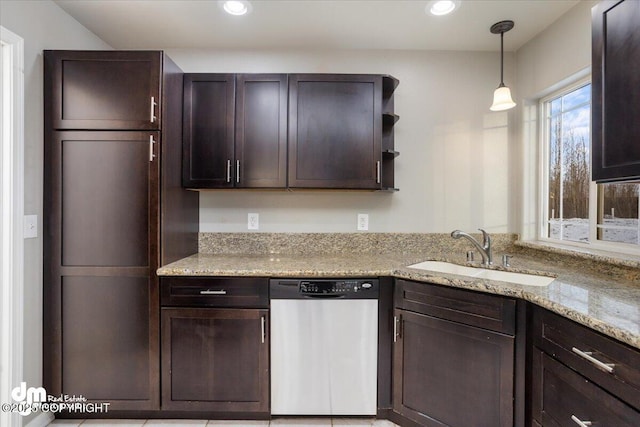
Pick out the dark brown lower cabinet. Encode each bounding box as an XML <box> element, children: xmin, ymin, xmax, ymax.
<box><xmin>530</xmin><ymin>306</ymin><xmax>640</xmax><ymax>426</ymax></box>
<box><xmin>161</xmin><ymin>308</ymin><xmax>269</xmax><ymax>413</ymax></box>
<box><xmin>392</xmin><ymin>309</ymin><xmax>514</xmax><ymax>427</ymax></box>
<box><xmin>61</xmin><ymin>276</ymin><xmax>154</xmax><ymax>404</ymax></box>
<box><xmin>531</xmin><ymin>349</ymin><xmax>640</xmax><ymax>426</ymax></box>
<box><xmin>44</xmin><ymin>131</ymin><xmax>160</xmax><ymax>411</ymax></box>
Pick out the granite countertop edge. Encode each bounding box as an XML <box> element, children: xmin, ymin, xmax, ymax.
<box><xmin>158</xmin><ymin>253</ymin><xmax>640</xmax><ymax>351</ymax></box>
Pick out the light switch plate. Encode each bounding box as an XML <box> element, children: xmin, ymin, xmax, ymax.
<box><xmin>24</xmin><ymin>215</ymin><xmax>38</xmax><ymax>239</ymax></box>
<box><xmin>357</xmin><ymin>213</ymin><xmax>369</xmax><ymax>231</ymax></box>
<box><xmin>248</xmin><ymin>213</ymin><xmax>259</xmax><ymax>230</ymax></box>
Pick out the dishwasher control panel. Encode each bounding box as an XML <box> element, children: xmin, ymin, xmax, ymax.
<box><xmin>270</xmin><ymin>279</ymin><xmax>379</xmax><ymax>299</ymax></box>
<box><xmin>300</xmin><ymin>280</ymin><xmax>373</xmax><ymax>294</ymax></box>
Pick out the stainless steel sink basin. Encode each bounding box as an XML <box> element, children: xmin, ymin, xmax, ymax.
<box><xmin>406</xmin><ymin>261</ymin><xmax>555</xmax><ymax>287</ymax></box>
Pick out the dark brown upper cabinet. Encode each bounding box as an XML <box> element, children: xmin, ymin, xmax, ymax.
<box><xmin>183</xmin><ymin>74</ymin><xmax>236</xmax><ymax>188</ymax></box>
<box><xmin>182</xmin><ymin>73</ymin><xmax>288</xmax><ymax>189</ymax></box>
<box><xmin>235</xmin><ymin>74</ymin><xmax>288</xmax><ymax>188</ymax></box>
<box><xmin>183</xmin><ymin>73</ymin><xmax>398</xmax><ymax>190</ymax></box>
<box><xmin>46</xmin><ymin>50</ymin><xmax>162</xmax><ymax>131</ymax></box>
<box><xmin>592</xmin><ymin>0</ymin><xmax>640</xmax><ymax>182</ymax></box>
<box><xmin>288</xmin><ymin>74</ymin><xmax>399</xmax><ymax>190</ymax></box>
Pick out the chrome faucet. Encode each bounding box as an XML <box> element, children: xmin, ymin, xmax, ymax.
<box><xmin>451</xmin><ymin>229</ymin><xmax>493</xmax><ymax>266</ymax></box>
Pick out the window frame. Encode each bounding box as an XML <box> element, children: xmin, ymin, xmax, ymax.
<box><xmin>538</xmin><ymin>76</ymin><xmax>640</xmax><ymax>256</ymax></box>
<box><xmin>0</xmin><ymin>25</ymin><xmax>25</xmax><ymax>427</ymax></box>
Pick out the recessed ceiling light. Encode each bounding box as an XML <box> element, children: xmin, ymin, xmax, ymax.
<box><xmin>220</xmin><ymin>0</ymin><xmax>252</xmax><ymax>16</ymax></box>
<box><xmin>428</xmin><ymin>0</ymin><xmax>459</xmax><ymax>16</ymax></box>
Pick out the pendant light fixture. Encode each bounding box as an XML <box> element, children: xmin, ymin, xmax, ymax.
<box><xmin>490</xmin><ymin>20</ymin><xmax>516</xmax><ymax>111</ymax></box>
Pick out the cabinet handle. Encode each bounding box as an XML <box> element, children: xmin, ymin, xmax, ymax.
<box><xmin>226</xmin><ymin>159</ymin><xmax>231</xmax><ymax>183</ymax></box>
<box><xmin>571</xmin><ymin>347</ymin><xmax>615</xmax><ymax>373</ymax></box>
<box><xmin>376</xmin><ymin>161</ymin><xmax>381</xmax><ymax>184</ymax></box>
<box><xmin>261</xmin><ymin>316</ymin><xmax>266</xmax><ymax>344</ymax></box>
<box><xmin>150</xmin><ymin>96</ymin><xmax>157</xmax><ymax>123</ymax></box>
<box><xmin>393</xmin><ymin>315</ymin><xmax>400</xmax><ymax>342</ymax></box>
<box><xmin>236</xmin><ymin>160</ymin><xmax>240</xmax><ymax>183</ymax></box>
<box><xmin>199</xmin><ymin>289</ymin><xmax>227</xmax><ymax>295</ymax></box>
<box><xmin>149</xmin><ymin>135</ymin><xmax>156</xmax><ymax>162</ymax></box>
<box><xmin>571</xmin><ymin>415</ymin><xmax>592</xmax><ymax>427</ymax></box>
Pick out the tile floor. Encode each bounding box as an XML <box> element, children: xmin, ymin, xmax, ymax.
<box><xmin>48</xmin><ymin>418</ymin><xmax>400</xmax><ymax>426</ymax></box>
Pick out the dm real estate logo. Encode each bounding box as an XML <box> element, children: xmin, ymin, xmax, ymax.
<box><xmin>9</xmin><ymin>382</ymin><xmax>46</xmax><ymax>415</ymax></box>
<box><xmin>5</xmin><ymin>382</ymin><xmax>110</xmax><ymax>416</ymax></box>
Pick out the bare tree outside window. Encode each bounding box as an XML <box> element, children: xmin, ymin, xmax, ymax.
<box><xmin>598</xmin><ymin>182</ymin><xmax>640</xmax><ymax>245</ymax></box>
<box><xmin>546</xmin><ymin>84</ymin><xmax>591</xmax><ymax>242</ymax></box>
<box><xmin>543</xmin><ymin>82</ymin><xmax>640</xmax><ymax>247</ymax></box>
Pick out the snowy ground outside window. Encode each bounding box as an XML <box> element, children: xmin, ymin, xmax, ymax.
<box><xmin>549</xmin><ymin>218</ymin><xmax>639</xmax><ymax>245</ymax></box>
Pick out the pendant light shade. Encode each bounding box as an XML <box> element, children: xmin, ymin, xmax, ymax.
<box><xmin>489</xmin><ymin>20</ymin><xmax>516</xmax><ymax>112</ymax></box>
<box><xmin>491</xmin><ymin>84</ymin><xmax>516</xmax><ymax>111</ymax></box>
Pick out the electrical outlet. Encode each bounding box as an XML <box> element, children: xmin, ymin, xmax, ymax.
<box><xmin>357</xmin><ymin>213</ymin><xmax>369</xmax><ymax>231</ymax></box>
<box><xmin>248</xmin><ymin>213</ymin><xmax>259</xmax><ymax>230</ymax></box>
<box><xmin>24</xmin><ymin>215</ymin><xmax>38</xmax><ymax>239</ymax></box>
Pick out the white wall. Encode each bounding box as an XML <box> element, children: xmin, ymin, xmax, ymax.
<box><xmin>167</xmin><ymin>48</ymin><xmax>516</xmax><ymax>233</ymax></box>
<box><xmin>0</xmin><ymin>1</ymin><xmax>110</xmax><ymax>424</ymax></box>
<box><xmin>514</xmin><ymin>0</ymin><xmax>596</xmax><ymax>240</ymax></box>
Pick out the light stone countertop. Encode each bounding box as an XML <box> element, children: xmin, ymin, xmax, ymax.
<box><xmin>157</xmin><ymin>250</ymin><xmax>640</xmax><ymax>350</ymax></box>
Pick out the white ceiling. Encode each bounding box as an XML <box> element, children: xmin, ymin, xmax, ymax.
<box><xmin>54</xmin><ymin>0</ymin><xmax>581</xmax><ymax>52</ymax></box>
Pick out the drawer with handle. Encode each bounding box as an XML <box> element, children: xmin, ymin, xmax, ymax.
<box><xmin>532</xmin><ymin>349</ymin><xmax>639</xmax><ymax>426</ymax></box>
<box><xmin>532</xmin><ymin>306</ymin><xmax>640</xmax><ymax>411</ymax></box>
<box><xmin>161</xmin><ymin>277</ymin><xmax>268</xmax><ymax>308</ymax></box>
<box><xmin>394</xmin><ymin>279</ymin><xmax>516</xmax><ymax>335</ymax></box>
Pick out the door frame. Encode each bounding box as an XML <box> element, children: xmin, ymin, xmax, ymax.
<box><xmin>0</xmin><ymin>25</ymin><xmax>25</xmax><ymax>427</ymax></box>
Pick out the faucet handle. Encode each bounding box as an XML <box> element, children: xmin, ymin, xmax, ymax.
<box><xmin>502</xmin><ymin>254</ymin><xmax>512</xmax><ymax>267</ymax></box>
<box><xmin>478</xmin><ymin>228</ymin><xmax>491</xmax><ymax>247</ymax></box>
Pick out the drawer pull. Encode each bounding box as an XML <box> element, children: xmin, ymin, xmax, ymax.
<box><xmin>571</xmin><ymin>415</ymin><xmax>592</xmax><ymax>427</ymax></box>
<box><xmin>199</xmin><ymin>289</ymin><xmax>227</xmax><ymax>295</ymax></box>
<box><xmin>571</xmin><ymin>347</ymin><xmax>615</xmax><ymax>373</ymax></box>
<box><xmin>261</xmin><ymin>316</ymin><xmax>266</xmax><ymax>344</ymax></box>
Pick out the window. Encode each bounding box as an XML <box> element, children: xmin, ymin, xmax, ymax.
<box><xmin>541</xmin><ymin>80</ymin><xmax>640</xmax><ymax>251</ymax></box>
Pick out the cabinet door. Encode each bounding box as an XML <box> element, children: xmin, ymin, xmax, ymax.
<box><xmin>161</xmin><ymin>308</ymin><xmax>269</xmax><ymax>413</ymax></box>
<box><xmin>288</xmin><ymin>74</ymin><xmax>382</xmax><ymax>189</ymax></box>
<box><xmin>235</xmin><ymin>74</ymin><xmax>288</xmax><ymax>188</ymax></box>
<box><xmin>393</xmin><ymin>309</ymin><xmax>514</xmax><ymax>427</ymax></box>
<box><xmin>592</xmin><ymin>0</ymin><xmax>640</xmax><ymax>182</ymax></box>
<box><xmin>43</xmin><ymin>131</ymin><xmax>160</xmax><ymax>410</ymax></box>
<box><xmin>182</xmin><ymin>74</ymin><xmax>235</xmax><ymax>188</ymax></box>
<box><xmin>44</xmin><ymin>51</ymin><xmax>162</xmax><ymax>130</ymax></box>
<box><xmin>531</xmin><ymin>349</ymin><xmax>640</xmax><ymax>426</ymax></box>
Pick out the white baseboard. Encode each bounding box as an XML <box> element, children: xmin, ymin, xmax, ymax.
<box><xmin>24</xmin><ymin>412</ymin><xmax>54</xmax><ymax>427</ymax></box>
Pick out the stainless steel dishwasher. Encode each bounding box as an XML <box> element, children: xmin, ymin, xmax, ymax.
<box><xmin>270</xmin><ymin>278</ymin><xmax>379</xmax><ymax>416</ymax></box>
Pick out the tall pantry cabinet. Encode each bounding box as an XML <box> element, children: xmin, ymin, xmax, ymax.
<box><xmin>43</xmin><ymin>50</ymin><xmax>198</xmax><ymax>411</ymax></box>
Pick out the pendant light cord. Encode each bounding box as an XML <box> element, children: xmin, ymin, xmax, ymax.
<box><xmin>500</xmin><ymin>31</ymin><xmax>504</xmax><ymax>86</ymax></box>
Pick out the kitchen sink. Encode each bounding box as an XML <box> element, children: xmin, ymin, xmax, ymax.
<box><xmin>406</xmin><ymin>261</ymin><xmax>555</xmax><ymax>287</ymax></box>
